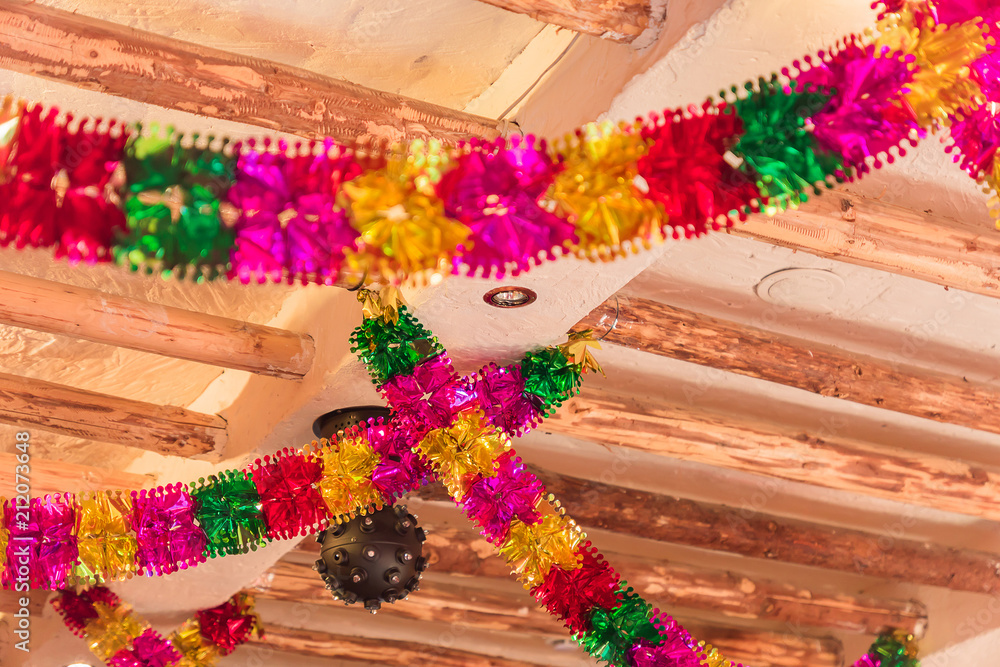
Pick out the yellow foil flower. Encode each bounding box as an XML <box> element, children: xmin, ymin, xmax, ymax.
<box><xmin>85</xmin><ymin>602</ymin><xmax>146</xmax><ymax>661</ymax></box>
<box><xmin>418</xmin><ymin>410</ymin><xmax>509</xmax><ymax>500</ymax></box>
<box><xmin>697</xmin><ymin>641</ymin><xmax>740</xmax><ymax>667</ymax></box>
<box><xmin>547</xmin><ymin>121</ymin><xmax>662</xmax><ymax>260</ymax></box>
<box><xmin>75</xmin><ymin>491</ymin><xmax>137</xmax><ymax>584</ymax></box>
<box><xmin>876</xmin><ymin>8</ymin><xmax>989</xmax><ymax>127</ymax></box>
<box><xmin>171</xmin><ymin>619</ymin><xmax>220</xmax><ymax>666</ymax></box>
<box><xmin>340</xmin><ymin>139</ymin><xmax>468</xmax><ymax>282</ymax></box>
<box><xmin>317</xmin><ymin>435</ymin><xmax>383</xmax><ymax>516</ymax></box>
<box><xmin>0</xmin><ymin>503</ymin><xmax>8</xmax><ymax>572</ymax></box>
<box><xmin>498</xmin><ymin>511</ymin><xmax>582</xmax><ymax>589</ymax></box>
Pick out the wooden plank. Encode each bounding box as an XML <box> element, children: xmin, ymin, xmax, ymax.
<box><xmin>474</xmin><ymin>0</ymin><xmax>660</xmax><ymax>44</ymax></box>
<box><xmin>681</xmin><ymin>624</ymin><xmax>843</xmax><ymax>667</ymax></box>
<box><xmin>256</xmin><ymin>609</ymin><xmax>842</xmax><ymax>667</ymax></box>
<box><xmin>575</xmin><ymin>295</ymin><xmax>1000</xmax><ymax>436</ymax></box>
<box><xmin>0</xmin><ymin>372</ymin><xmax>225</xmax><ymax>456</ymax></box>
<box><xmin>296</xmin><ymin>525</ymin><xmax>927</xmax><ymax>636</ymax></box>
<box><xmin>0</xmin><ymin>270</ymin><xmax>315</xmax><ymax>379</ymax></box>
<box><xmin>461</xmin><ymin>468</ymin><xmax>999</xmax><ymax>594</ymax></box>
<box><xmin>732</xmin><ymin>191</ymin><xmax>1000</xmax><ymax>301</ymax></box>
<box><xmin>550</xmin><ymin>388</ymin><xmax>1000</xmax><ymax>521</ymax></box>
<box><xmin>250</xmin><ymin>625</ymin><xmax>540</xmax><ymax>667</ymax></box>
<box><xmin>0</xmin><ymin>0</ymin><xmax>501</xmax><ymax>145</ymax></box>
<box><xmin>0</xmin><ymin>453</ymin><xmax>152</xmax><ymax>498</ymax></box>
<box><xmin>257</xmin><ymin>560</ymin><xmax>565</xmax><ymax>637</ymax></box>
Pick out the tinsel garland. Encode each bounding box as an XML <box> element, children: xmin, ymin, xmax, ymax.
<box><xmin>51</xmin><ymin>586</ymin><xmax>261</xmax><ymax>666</ymax></box>
<box><xmin>853</xmin><ymin>631</ymin><xmax>921</xmax><ymax>667</ymax></box>
<box><xmin>0</xmin><ymin>330</ymin><xmax>585</xmax><ymax>587</ymax></box>
<box><xmin>350</xmin><ymin>299</ymin><xmax>722</xmax><ymax>666</ymax></box>
<box><xmin>0</xmin><ymin>1</ymin><xmax>996</xmax><ymax>285</ymax></box>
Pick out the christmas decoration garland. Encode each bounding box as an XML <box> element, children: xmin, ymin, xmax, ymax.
<box><xmin>0</xmin><ymin>1</ymin><xmax>996</xmax><ymax>286</ymax></box>
<box><xmin>0</xmin><ymin>326</ymin><xmax>585</xmax><ymax>589</ymax></box>
<box><xmin>52</xmin><ymin>586</ymin><xmax>261</xmax><ymax>666</ymax></box>
<box><xmin>853</xmin><ymin>631</ymin><xmax>921</xmax><ymax>667</ymax></box>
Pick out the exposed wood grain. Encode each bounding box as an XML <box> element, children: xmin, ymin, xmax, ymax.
<box><xmin>0</xmin><ymin>372</ymin><xmax>225</xmax><ymax>456</ymax></box>
<box><xmin>0</xmin><ymin>453</ymin><xmax>152</xmax><ymax>497</ymax></box>
<box><xmin>0</xmin><ymin>270</ymin><xmax>314</xmax><ymax>379</ymax></box>
<box><xmin>250</xmin><ymin>625</ymin><xmax>540</xmax><ymax>667</ymax></box>
<box><xmin>408</xmin><ymin>470</ymin><xmax>1000</xmax><ymax>593</ymax></box>
<box><xmin>550</xmin><ymin>388</ymin><xmax>1000</xmax><ymax>521</ymax></box>
<box><xmin>297</xmin><ymin>523</ymin><xmax>927</xmax><ymax>636</ymax></box>
<box><xmin>256</xmin><ymin>606</ymin><xmax>842</xmax><ymax>667</ymax></box>
<box><xmin>575</xmin><ymin>295</ymin><xmax>1000</xmax><ymax>436</ymax></box>
<box><xmin>0</xmin><ymin>1</ymin><xmax>501</xmax><ymax>145</ymax></box>
<box><xmin>732</xmin><ymin>191</ymin><xmax>1000</xmax><ymax>301</ymax></box>
<box><xmin>681</xmin><ymin>624</ymin><xmax>843</xmax><ymax>667</ymax></box>
<box><xmin>474</xmin><ymin>0</ymin><xmax>661</xmax><ymax>43</ymax></box>
<box><xmin>257</xmin><ymin>560</ymin><xmax>565</xmax><ymax>637</ymax></box>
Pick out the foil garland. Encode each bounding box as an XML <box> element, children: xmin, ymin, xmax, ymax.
<box><xmin>2</xmin><ymin>1</ymin><xmax>998</xmax><ymax>281</ymax></box>
<box><xmin>52</xmin><ymin>587</ymin><xmax>261</xmax><ymax>667</ymax></box>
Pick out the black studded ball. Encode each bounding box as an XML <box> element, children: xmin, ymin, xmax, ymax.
<box><xmin>313</xmin><ymin>504</ymin><xmax>426</xmax><ymax>613</ymax></box>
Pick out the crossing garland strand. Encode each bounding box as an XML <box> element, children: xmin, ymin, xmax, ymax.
<box><xmin>0</xmin><ymin>1</ymin><xmax>996</xmax><ymax>286</ymax></box>
<box><xmin>51</xmin><ymin>586</ymin><xmax>261</xmax><ymax>666</ymax></box>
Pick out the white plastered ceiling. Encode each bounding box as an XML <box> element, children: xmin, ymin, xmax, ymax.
<box><xmin>3</xmin><ymin>0</ymin><xmax>1000</xmax><ymax>665</ymax></box>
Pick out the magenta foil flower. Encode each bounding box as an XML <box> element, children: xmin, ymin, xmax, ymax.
<box><xmin>439</xmin><ymin>136</ymin><xmax>573</xmax><ymax>277</ymax></box>
<box><xmin>131</xmin><ymin>486</ymin><xmax>207</xmax><ymax>575</ymax></box>
<box><xmin>2</xmin><ymin>495</ymin><xmax>77</xmax><ymax>589</ymax></box>
<box><xmin>109</xmin><ymin>629</ymin><xmax>181</xmax><ymax>667</ymax></box>
<box><xmin>366</xmin><ymin>419</ymin><xmax>433</xmax><ymax>500</ymax></box>
<box><xmin>462</xmin><ymin>451</ymin><xmax>543</xmax><ymax>541</ymax></box>
<box><xmin>949</xmin><ymin>50</ymin><xmax>1000</xmax><ymax>179</ymax></box>
<box><xmin>382</xmin><ymin>354</ymin><xmax>475</xmax><ymax>434</ymax></box>
<box><xmin>795</xmin><ymin>41</ymin><xmax>918</xmax><ymax>174</ymax></box>
<box><xmin>229</xmin><ymin>139</ymin><xmax>360</xmax><ymax>284</ymax></box>
<box><xmin>470</xmin><ymin>363</ymin><xmax>543</xmax><ymax>437</ymax></box>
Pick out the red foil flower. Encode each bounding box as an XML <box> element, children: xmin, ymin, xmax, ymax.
<box><xmin>638</xmin><ymin>105</ymin><xmax>761</xmax><ymax>239</ymax></box>
<box><xmin>0</xmin><ymin>105</ymin><xmax>127</xmax><ymax>261</ymax></box>
<box><xmin>530</xmin><ymin>545</ymin><xmax>621</xmax><ymax>634</ymax></box>
<box><xmin>197</xmin><ymin>597</ymin><xmax>259</xmax><ymax>654</ymax></box>
<box><xmin>252</xmin><ymin>451</ymin><xmax>328</xmax><ymax>539</ymax></box>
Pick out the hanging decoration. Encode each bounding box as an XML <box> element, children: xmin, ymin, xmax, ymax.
<box><xmin>51</xmin><ymin>586</ymin><xmax>262</xmax><ymax>667</ymax></box>
<box><xmin>0</xmin><ymin>1</ymin><xmax>997</xmax><ymax>285</ymax></box>
<box><xmin>853</xmin><ymin>631</ymin><xmax>921</xmax><ymax>667</ymax></box>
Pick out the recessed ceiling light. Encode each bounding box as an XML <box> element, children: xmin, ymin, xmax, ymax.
<box><xmin>483</xmin><ymin>286</ymin><xmax>537</xmax><ymax>309</ymax></box>
<box><xmin>66</xmin><ymin>663</ymin><xmax>93</xmax><ymax>667</ymax></box>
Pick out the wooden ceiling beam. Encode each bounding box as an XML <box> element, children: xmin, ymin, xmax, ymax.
<box><xmin>295</xmin><ymin>525</ymin><xmax>927</xmax><ymax>636</ymax></box>
<box><xmin>549</xmin><ymin>469</ymin><xmax>1000</xmax><ymax>593</ymax></box>
<box><xmin>0</xmin><ymin>372</ymin><xmax>224</xmax><ymax>456</ymax></box>
<box><xmin>0</xmin><ymin>0</ymin><xmax>501</xmax><ymax>144</ymax></box>
<box><xmin>408</xmin><ymin>473</ymin><xmax>1000</xmax><ymax>593</ymax></box>
<box><xmin>733</xmin><ymin>190</ymin><xmax>1000</xmax><ymax>301</ymax></box>
<box><xmin>0</xmin><ymin>453</ymin><xmax>152</xmax><ymax>497</ymax></box>
<box><xmin>575</xmin><ymin>295</ymin><xmax>1000</xmax><ymax>436</ymax></box>
<box><xmin>255</xmin><ymin>614</ymin><xmax>842</xmax><ymax>667</ymax></box>
<box><xmin>0</xmin><ymin>270</ymin><xmax>315</xmax><ymax>380</ymax></box>
<box><xmin>550</xmin><ymin>388</ymin><xmax>1000</xmax><ymax>521</ymax></box>
<box><xmin>250</xmin><ymin>625</ymin><xmax>542</xmax><ymax>667</ymax></box>
<box><xmin>473</xmin><ymin>0</ymin><xmax>661</xmax><ymax>44</ymax></box>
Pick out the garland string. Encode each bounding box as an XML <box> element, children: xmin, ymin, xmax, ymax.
<box><xmin>0</xmin><ymin>1</ymin><xmax>996</xmax><ymax>285</ymax></box>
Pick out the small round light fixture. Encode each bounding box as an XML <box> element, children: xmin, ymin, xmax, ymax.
<box><xmin>483</xmin><ymin>286</ymin><xmax>537</xmax><ymax>309</ymax></box>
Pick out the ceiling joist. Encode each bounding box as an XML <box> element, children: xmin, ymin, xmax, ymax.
<box><xmin>0</xmin><ymin>271</ymin><xmax>315</xmax><ymax>379</ymax></box>
<box><xmin>734</xmin><ymin>191</ymin><xmax>1000</xmax><ymax>301</ymax></box>
<box><xmin>550</xmin><ymin>388</ymin><xmax>1000</xmax><ymax>521</ymax></box>
<box><xmin>473</xmin><ymin>0</ymin><xmax>661</xmax><ymax>44</ymax></box>
<box><xmin>296</xmin><ymin>523</ymin><xmax>927</xmax><ymax>636</ymax></box>
<box><xmin>576</xmin><ymin>295</ymin><xmax>1000</xmax><ymax>436</ymax></box>
<box><xmin>419</xmin><ymin>469</ymin><xmax>1000</xmax><ymax>594</ymax></box>
<box><xmin>0</xmin><ymin>371</ymin><xmax>225</xmax><ymax>456</ymax></box>
<box><xmin>0</xmin><ymin>0</ymin><xmax>501</xmax><ymax>144</ymax></box>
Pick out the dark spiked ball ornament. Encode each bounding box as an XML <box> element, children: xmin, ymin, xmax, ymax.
<box><xmin>313</xmin><ymin>504</ymin><xmax>427</xmax><ymax>613</ymax></box>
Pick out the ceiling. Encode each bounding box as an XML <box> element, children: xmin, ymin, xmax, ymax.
<box><xmin>3</xmin><ymin>0</ymin><xmax>1000</xmax><ymax>665</ymax></box>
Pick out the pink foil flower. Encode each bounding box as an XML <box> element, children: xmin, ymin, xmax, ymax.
<box><xmin>131</xmin><ymin>486</ymin><xmax>206</xmax><ymax>576</ymax></box>
<box><xmin>796</xmin><ymin>41</ymin><xmax>919</xmax><ymax>175</ymax></box>
<box><xmin>439</xmin><ymin>136</ymin><xmax>573</xmax><ymax>277</ymax></box>
<box><xmin>463</xmin><ymin>451</ymin><xmax>543</xmax><ymax>541</ymax></box>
